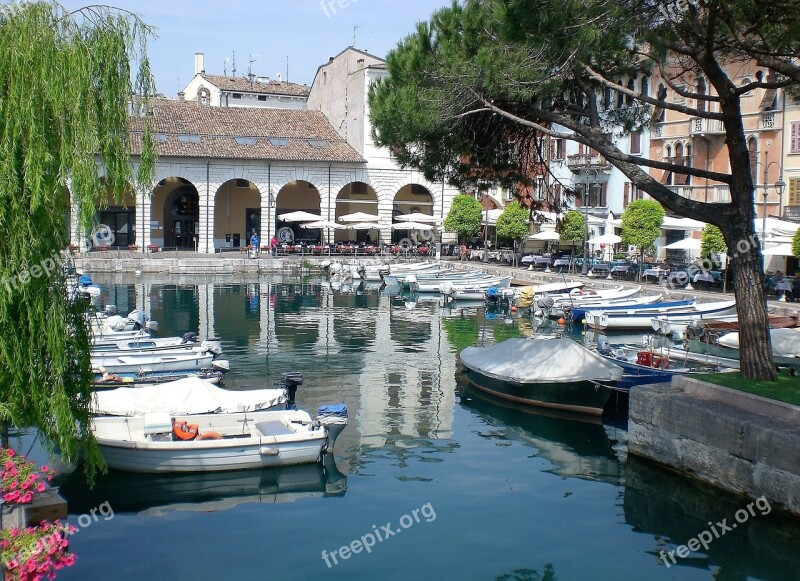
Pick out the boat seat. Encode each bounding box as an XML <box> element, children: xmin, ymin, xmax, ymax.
<box><xmin>255</xmin><ymin>421</ymin><xmax>294</xmax><ymax>437</ymax></box>
<box><xmin>144</xmin><ymin>412</ymin><xmax>172</xmax><ymax>435</ymax></box>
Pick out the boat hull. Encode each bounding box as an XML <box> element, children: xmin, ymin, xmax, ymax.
<box><xmin>462</xmin><ymin>367</ymin><xmax>612</xmax><ymax>416</ymax></box>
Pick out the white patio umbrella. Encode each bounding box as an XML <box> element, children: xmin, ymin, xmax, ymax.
<box><xmin>391</xmin><ymin>221</ymin><xmax>436</xmax><ymax>230</ymax></box>
<box><xmin>300</xmin><ymin>220</ymin><xmax>346</xmax><ymax>230</ymax></box>
<box><xmin>762</xmin><ymin>243</ymin><xmax>795</xmax><ymax>256</ymax></box>
<box><xmin>529</xmin><ymin>230</ymin><xmax>561</xmax><ymax>241</ymax></box>
<box><xmin>338</xmin><ymin>211</ymin><xmax>380</xmax><ymax>223</ymax></box>
<box><xmin>663</xmin><ymin>237</ymin><xmax>702</xmax><ymax>251</ymax></box>
<box><xmin>347</xmin><ymin>222</ymin><xmax>382</xmax><ymax>230</ymax></box>
<box><xmin>393</xmin><ymin>212</ymin><xmax>441</xmax><ymax>224</ymax></box>
<box><xmin>278</xmin><ymin>210</ymin><xmax>323</xmax><ymax>222</ymax></box>
<box><xmin>588</xmin><ymin>233</ymin><xmax>621</xmax><ymax>245</ymax></box>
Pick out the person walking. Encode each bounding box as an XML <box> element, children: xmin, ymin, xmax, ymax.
<box><xmin>250</xmin><ymin>231</ymin><xmax>259</xmax><ymax>258</ymax></box>
<box><xmin>270</xmin><ymin>234</ymin><xmax>279</xmax><ymax>257</ymax></box>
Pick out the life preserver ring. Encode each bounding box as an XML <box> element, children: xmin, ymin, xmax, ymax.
<box><xmin>197</xmin><ymin>431</ymin><xmax>222</xmax><ymax>441</ymax></box>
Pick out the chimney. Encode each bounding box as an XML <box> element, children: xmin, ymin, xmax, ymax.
<box><xmin>194</xmin><ymin>52</ymin><xmax>205</xmax><ymax>75</ymax></box>
<box><xmin>177</xmin><ymin>91</ymin><xmax>185</xmax><ymax>101</ymax></box>
<box><xmin>276</xmin><ymin>73</ymin><xmax>282</xmax><ymax>83</ymax></box>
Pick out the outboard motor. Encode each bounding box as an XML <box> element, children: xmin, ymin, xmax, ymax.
<box><xmin>280</xmin><ymin>371</ymin><xmax>304</xmax><ymax>408</ymax></box>
<box><xmin>104</xmin><ymin>304</ymin><xmax>118</xmax><ymax>316</ymax></box>
<box><xmin>145</xmin><ymin>320</ymin><xmax>159</xmax><ymax>334</ymax></box>
<box><xmin>317</xmin><ymin>404</ymin><xmax>348</xmax><ymax>453</ymax></box>
<box><xmin>182</xmin><ymin>332</ymin><xmax>199</xmax><ymax>343</ymax></box>
<box><xmin>127</xmin><ymin>309</ymin><xmax>147</xmax><ymax>330</ymax></box>
<box><xmin>596</xmin><ymin>334</ymin><xmax>610</xmax><ymax>354</ymax></box>
<box><xmin>199</xmin><ymin>336</ymin><xmax>222</xmax><ymax>356</ymax></box>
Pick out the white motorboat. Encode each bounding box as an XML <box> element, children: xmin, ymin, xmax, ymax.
<box><xmin>548</xmin><ymin>285</ymin><xmax>642</xmax><ymax>306</ymax></box>
<box><xmin>648</xmin><ymin>301</ymin><xmax>741</xmax><ymax>334</ymax></box>
<box><xmin>92</xmin><ymin>408</ymin><xmax>341</xmax><ymax>473</ymax></box>
<box><xmin>365</xmin><ymin>261</ymin><xmax>440</xmax><ymax>282</ymax></box>
<box><xmin>567</xmin><ymin>295</ymin><xmax>665</xmax><ymax>322</ymax></box>
<box><xmin>91</xmin><ymin>334</ymin><xmax>222</xmax><ymax>357</ymax></box>
<box><xmin>91</xmin><ymin>352</ymin><xmax>228</xmax><ymax>380</ymax></box>
<box><xmin>409</xmin><ymin>273</ymin><xmax>509</xmax><ymax>293</ymax></box>
<box><xmin>440</xmin><ymin>277</ymin><xmax>514</xmax><ymax>301</ymax></box>
<box><xmin>587</xmin><ymin>300</ymin><xmax>736</xmax><ymax>330</ymax></box>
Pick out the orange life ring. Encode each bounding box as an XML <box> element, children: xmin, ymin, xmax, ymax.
<box><xmin>197</xmin><ymin>431</ymin><xmax>222</xmax><ymax>441</ymax></box>
<box><xmin>172</xmin><ymin>419</ymin><xmax>199</xmax><ymax>441</ymax></box>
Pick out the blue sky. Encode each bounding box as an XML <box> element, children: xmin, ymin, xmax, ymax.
<box><xmin>58</xmin><ymin>0</ymin><xmax>450</xmax><ymax>96</ymax></box>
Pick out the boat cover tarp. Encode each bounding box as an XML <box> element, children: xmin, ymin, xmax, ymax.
<box><xmin>460</xmin><ymin>338</ymin><xmax>623</xmax><ymax>383</ymax></box>
<box><xmin>718</xmin><ymin>328</ymin><xmax>800</xmax><ymax>358</ymax></box>
<box><xmin>92</xmin><ymin>376</ymin><xmax>287</xmax><ymax>416</ymax></box>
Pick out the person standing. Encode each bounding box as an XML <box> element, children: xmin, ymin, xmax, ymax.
<box><xmin>270</xmin><ymin>234</ymin><xmax>279</xmax><ymax>257</ymax></box>
<box><xmin>250</xmin><ymin>231</ymin><xmax>259</xmax><ymax>258</ymax></box>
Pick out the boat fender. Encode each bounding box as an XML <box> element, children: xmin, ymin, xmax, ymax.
<box><xmin>197</xmin><ymin>431</ymin><xmax>222</xmax><ymax>441</ymax></box>
<box><xmin>172</xmin><ymin>419</ymin><xmax>199</xmax><ymax>441</ymax></box>
<box><xmin>654</xmin><ymin>355</ymin><xmax>669</xmax><ymax>369</ymax></box>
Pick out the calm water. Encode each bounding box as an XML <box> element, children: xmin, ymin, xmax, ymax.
<box><xmin>19</xmin><ymin>273</ymin><xmax>800</xmax><ymax>580</ymax></box>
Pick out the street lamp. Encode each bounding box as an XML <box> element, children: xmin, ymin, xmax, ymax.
<box><xmin>761</xmin><ymin>158</ymin><xmax>784</xmax><ymax>243</ymax></box>
<box><xmin>581</xmin><ymin>168</ymin><xmax>599</xmax><ymax>275</ymax></box>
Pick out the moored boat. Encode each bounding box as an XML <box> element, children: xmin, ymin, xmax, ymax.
<box><xmin>460</xmin><ymin>338</ymin><xmax>622</xmax><ymax>415</ymax></box>
<box><xmin>586</xmin><ymin>300</ymin><xmax>735</xmax><ymax>331</ymax></box>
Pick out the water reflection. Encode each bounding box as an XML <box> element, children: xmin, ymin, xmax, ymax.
<box><xmin>623</xmin><ymin>455</ymin><xmax>800</xmax><ymax>579</ymax></box>
<box><xmin>459</xmin><ymin>383</ymin><xmax>623</xmax><ymax>485</ymax></box>
<box><xmin>59</xmin><ymin>456</ymin><xmax>346</xmax><ymax>516</ymax></box>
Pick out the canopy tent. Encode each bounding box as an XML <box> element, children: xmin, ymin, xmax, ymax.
<box><xmin>347</xmin><ymin>222</ymin><xmax>382</xmax><ymax>230</ymax></box>
<box><xmin>393</xmin><ymin>212</ymin><xmax>441</xmax><ymax>224</ymax></box>
<box><xmin>391</xmin><ymin>221</ymin><xmax>436</xmax><ymax>230</ymax></box>
<box><xmin>278</xmin><ymin>211</ymin><xmax>323</xmax><ymax>223</ymax></box>
<box><xmin>481</xmin><ymin>208</ymin><xmax>505</xmax><ymax>226</ymax></box>
<box><xmin>606</xmin><ymin>215</ymin><xmax>705</xmax><ymax>231</ymax></box>
<box><xmin>91</xmin><ymin>376</ymin><xmax>287</xmax><ymax>416</ymax></box>
<box><xmin>759</xmin><ymin>218</ymin><xmax>800</xmax><ymax>243</ymax></box>
<box><xmin>588</xmin><ymin>233</ymin><xmax>622</xmax><ymax>245</ymax></box>
<box><xmin>338</xmin><ymin>211</ymin><xmax>380</xmax><ymax>223</ymax></box>
<box><xmin>300</xmin><ymin>220</ymin><xmax>346</xmax><ymax>230</ymax></box>
<box><xmin>663</xmin><ymin>237</ymin><xmax>702</xmax><ymax>250</ymax></box>
<box><xmin>529</xmin><ymin>230</ymin><xmax>561</xmax><ymax>241</ymax></box>
<box><xmin>761</xmin><ymin>243</ymin><xmax>795</xmax><ymax>257</ymax></box>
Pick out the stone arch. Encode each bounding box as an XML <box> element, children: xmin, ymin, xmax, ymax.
<box><xmin>152</xmin><ymin>176</ymin><xmax>200</xmax><ymax>249</ymax></box>
<box><xmin>392</xmin><ymin>184</ymin><xmax>435</xmax><ymax>243</ymax></box>
<box><xmin>335</xmin><ymin>181</ymin><xmax>378</xmax><ymax>242</ymax></box>
<box><xmin>214</xmin><ymin>178</ymin><xmax>262</xmax><ymax>249</ymax></box>
<box><xmin>275</xmin><ymin>180</ymin><xmax>322</xmax><ymax>244</ymax></box>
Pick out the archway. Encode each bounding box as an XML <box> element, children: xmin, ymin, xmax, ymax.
<box><xmin>214</xmin><ymin>179</ymin><xmax>261</xmax><ymax>249</ymax></box>
<box><xmin>392</xmin><ymin>184</ymin><xmax>434</xmax><ymax>244</ymax></box>
<box><xmin>275</xmin><ymin>180</ymin><xmax>321</xmax><ymax>244</ymax></box>
<box><xmin>93</xmin><ymin>179</ymin><xmax>136</xmax><ymax>249</ymax></box>
<box><xmin>151</xmin><ymin>177</ymin><xmax>200</xmax><ymax>250</ymax></box>
<box><xmin>335</xmin><ymin>182</ymin><xmax>378</xmax><ymax>243</ymax></box>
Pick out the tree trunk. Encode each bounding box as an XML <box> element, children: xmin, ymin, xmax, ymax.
<box><xmin>725</xmin><ymin>220</ymin><xmax>777</xmax><ymax>380</ymax></box>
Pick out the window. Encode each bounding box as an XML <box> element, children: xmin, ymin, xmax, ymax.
<box><xmin>740</xmin><ymin>77</ymin><xmax>754</xmax><ymax>96</ymax></box>
<box><xmin>258</xmin><ymin>95</ymin><xmax>267</xmax><ymax>101</ymax></box>
<box><xmin>308</xmin><ymin>139</ymin><xmax>330</xmax><ymax>148</ymax></box>
<box><xmin>232</xmin><ymin>93</ymin><xmax>242</xmax><ymax>99</ymax></box>
<box><xmin>640</xmin><ymin>76</ymin><xmax>649</xmax><ymax>98</ymax></box>
<box><xmin>673</xmin><ymin>85</ymin><xmax>686</xmax><ymax>104</ymax></box>
<box><xmin>696</xmin><ymin>77</ymin><xmax>707</xmax><ymax>112</ymax></box>
<box><xmin>629</xmin><ymin>131</ymin><xmax>641</xmax><ymax>155</ymax></box>
<box><xmin>268</xmin><ymin>138</ymin><xmax>289</xmax><ymax>146</ymax></box>
<box><xmin>153</xmin><ymin>133</ymin><xmax>168</xmax><ymax>142</ymax></box>
<box><xmin>235</xmin><ymin>137</ymin><xmax>257</xmax><ymax>145</ymax></box>
<box><xmin>791</xmin><ymin>122</ymin><xmax>800</xmax><ymax>154</ymax></box>
<box><xmin>603</xmin><ymin>86</ymin><xmax>612</xmax><ymax>110</ymax></box>
<box><xmin>748</xmin><ymin>137</ymin><xmax>758</xmax><ymax>181</ymax></box>
<box><xmin>626</xmin><ymin>79</ymin><xmax>635</xmax><ymax>105</ymax></box>
<box><xmin>788</xmin><ymin>178</ymin><xmax>800</xmax><ymax>206</ymax></box>
<box><xmin>534</xmin><ymin>177</ymin><xmax>546</xmax><ymax>200</ymax></box>
<box><xmin>616</xmin><ymin>83</ymin><xmax>624</xmax><ymax>108</ymax></box>
<box><xmin>552</xmin><ymin>138</ymin><xmax>565</xmax><ymax>160</ymax></box>
<box><xmin>177</xmin><ymin>134</ymin><xmax>201</xmax><ymax>143</ymax></box>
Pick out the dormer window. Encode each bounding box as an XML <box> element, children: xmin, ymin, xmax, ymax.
<box><xmin>197</xmin><ymin>87</ymin><xmax>210</xmax><ymax>106</ymax></box>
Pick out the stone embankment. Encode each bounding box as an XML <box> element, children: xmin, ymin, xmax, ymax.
<box><xmin>629</xmin><ymin>377</ymin><xmax>800</xmax><ymax>517</ymax></box>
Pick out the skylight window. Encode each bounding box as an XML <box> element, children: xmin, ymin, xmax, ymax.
<box><xmin>235</xmin><ymin>137</ymin><xmax>257</xmax><ymax>145</ymax></box>
<box><xmin>153</xmin><ymin>133</ymin><xmax>168</xmax><ymax>142</ymax></box>
<box><xmin>177</xmin><ymin>134</ymin><xmax>201</xmax><ymax>143</ymax></box>
<box><xmin>308</xmin><ymin>140</ymin><xmax>330</xmax><ymax>148</ymax></box>
<box><xmin>268</xmin><ymin>138</ymin><xmax>289</xmax><ymax>147</ymax></box>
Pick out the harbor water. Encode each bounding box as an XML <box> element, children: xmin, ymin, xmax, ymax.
<box><xmin>27</xmin><ymin>273</ymin><xmax>800</xmax><ymax>580</ymax></box>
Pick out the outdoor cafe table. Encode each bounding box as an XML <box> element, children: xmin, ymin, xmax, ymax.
<box><xmin>553</xmin><ymin>258</ymin><xmax>572</xmax><ymax>268</ymax></box>
<box><xmin>521</xmin><ymin>255</ymin><xmax>551</xmax><ymax>266</ymax></box>
<box><xmin>643</xmin><ymin>267</ymin><xmax>670</xmax><ymax>282</ymax></box>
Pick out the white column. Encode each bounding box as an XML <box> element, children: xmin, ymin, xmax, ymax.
<box><xmin>135</xmin><ymin>188</ymin><xmax>151</xmax><ymax>252</ymax></box>
<box><xmin>197</xmin><ymin>182</ymin><xmax>215</xmax><ymax>254</ymax></box>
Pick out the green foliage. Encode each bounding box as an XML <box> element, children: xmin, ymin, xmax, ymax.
<box><xmin>0</xmin><ymin>2</ymin><xmax>156</xmax><ymax>480</ymax></box>
<box><xmin>559</xmin><ymin>211</ymin><xmax>585</xmax><ymax>242</ymax></box>
<box><xmin>701</xmin><ymin>225</ymin><xmax>727</xmax><ymax>257</ymax></box>
<box><xmin>620</xmin><ymin>200</ymin><xmax>664</xmax><ymax>256</ymax></box>
<box><xmin>444</xmin><ymin>195</ymin><xmax>483</xmax><ymax>241</ymax></box>
<box><xmin>792</xmin><ymin>229</ymin><xmax>800</xmax><ymax>261</ymax></box>
<box><xmin>496</xmin><ymin>202</ymin><xmax>530</xmax><ymax>244</ymax></box>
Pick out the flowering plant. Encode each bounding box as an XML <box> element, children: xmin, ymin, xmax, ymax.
<box><xmin>1</xmin><ymin>521</ymin><xmax>76</xmax><ymax>580</ymax></box>
<box><xmin>1</xmin><ymin>449</ymin><xmax>54</xmax><ymax>505</ymax></box>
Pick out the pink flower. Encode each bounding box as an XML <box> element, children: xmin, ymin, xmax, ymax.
<box><xmin>27</xmin><ymin>473</ymin><xmax>38</xmax><ymax>482</ymax></box>
<box><xmin>7</xmin><ymin>448</ymin><xmax>15</xmax><ymax>458</ymax></box>
<box><xmin>5</xmin><ymin>460</ymin><xmax>14</xmax><ymax>469</ymax></box>
<box><xmin>36</xmin><ymin>482</ymin><xmax>45</xmax><ymax>492</ymax></box>
<box><xmin>40</xmin><ymin>466</ymin><xmax>49</xmax><ymax>472</ymax></box>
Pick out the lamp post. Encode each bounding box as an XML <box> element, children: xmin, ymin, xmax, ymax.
<box><xmin>581</xmin><ymin>168</ymin><xmax>599</xmax><ymax>275</ymax></box>
<box><xmin>761</xmin><ymin>157</ymin><xmax>784</xmax><ymax>243</ymax></box>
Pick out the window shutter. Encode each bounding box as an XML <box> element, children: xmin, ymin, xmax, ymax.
<box><xmin>789</xmin><ymin>178</ymin><xmax>800</xmax><ymax>207</ymax></box>
<box><xmin>630</xmin><ymin>131</ymin><xmax>641</xmax><ymax>155</ymax></box>
<box><xmin>624</xmin><ymin>182</ymin><xmax>630</xmax><ymax>208</ymax></box>
<box><xmin>792</xmin><ymin>122</ymin><xmax>800</xmax><ymax>154</ymax></box>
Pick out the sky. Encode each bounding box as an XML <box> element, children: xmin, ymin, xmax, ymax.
<box><xmin>57</xmin><ymin>0</ymin><xmax>451</xmax><ymax>97</ymax></box>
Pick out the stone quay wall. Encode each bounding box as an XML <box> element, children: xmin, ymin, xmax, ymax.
<box><xmin>629</xmin><ymin>377</ymin><xmax>800</xmax><ymax>517</ymax></box>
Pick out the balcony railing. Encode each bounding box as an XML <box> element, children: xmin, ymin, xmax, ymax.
<box><xmin>566</xmin><ymin>153</ymin><xmax>612</xmax><ymax>173</ymax></box>
<box><xmin>783</xmin><ymin>206</ymin><xmax>800</xmax><ymax>222</ymax></box>
<box><xmin>689</xmin><ymin>117</ymin><xmax>725</xmax><ymax>136</ymax></box>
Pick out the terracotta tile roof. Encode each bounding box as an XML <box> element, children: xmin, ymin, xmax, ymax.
<box><xmin>201</xmin><ymin>74</ymin><xmax>309</xmax><ymax>97</ymax></box>
<box><xmin>129</xmin><ymin>99</ymin><xmax>364</xmax><ymax>163</ymax></box>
